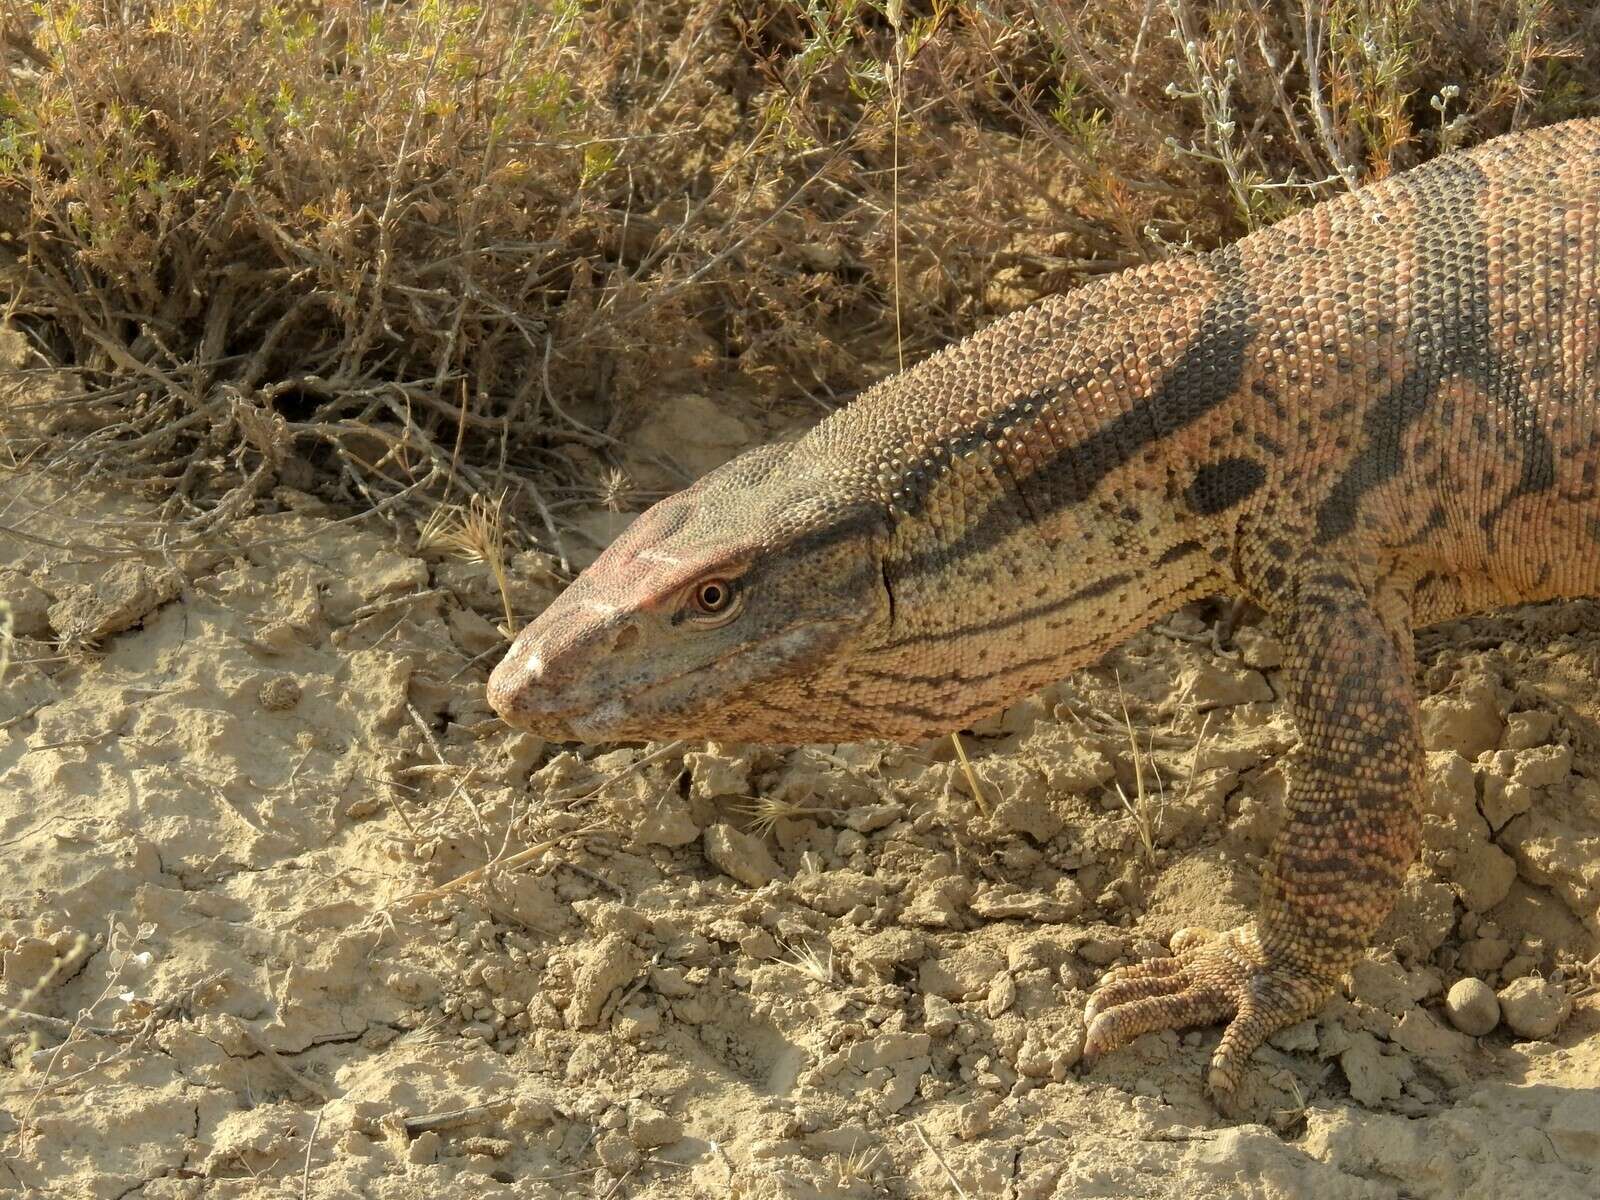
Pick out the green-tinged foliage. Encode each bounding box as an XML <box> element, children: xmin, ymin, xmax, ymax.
<box><xmin>0</xmin><ymin>1</ymin><xmax>1593</xmax><ymax>549</ymax></box>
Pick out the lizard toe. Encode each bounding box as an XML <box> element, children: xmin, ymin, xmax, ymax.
<box><xmin>1083</xmin><ymin>984</ymin><xmax>1231</xmax><ymax>1062</ymax></box>
<box><xmin>1083</xmin><ymin>924</ymin><xmax>1335</xmax><ymax>1094</ymax></box>
<box><xmin>1082</xmin><ymin>964</ymin><xmax>1191</xmax><ymax>1025</ymax></box>
<box><xmin>1205</xmin><ymin>963</ymin><xmax>1331</xmax><ymax>1096</ymax></box>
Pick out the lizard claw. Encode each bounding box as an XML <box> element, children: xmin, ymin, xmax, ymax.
<box><xmin>1082</xmin><ymin>925</ymin><xmax>1331</xmax><ymax>1096</ymax></box>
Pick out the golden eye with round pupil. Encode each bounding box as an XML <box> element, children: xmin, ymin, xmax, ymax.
<box><xmin>693</xmin><ymin>579</ymin><xmax>734</xmax><ymax>615</ymax></box>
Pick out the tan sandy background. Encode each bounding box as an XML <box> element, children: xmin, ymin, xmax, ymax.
<box><xmin>1</xmin><ymin>5</ymin><xmax>1598</xmax><ymax>1194</ymax></box>
<box><xmin>0</xmin><ymin>390</ymin><xmax>1596</xmax><ymax>1200</ymax></box>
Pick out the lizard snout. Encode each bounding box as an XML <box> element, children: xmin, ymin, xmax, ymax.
<box><xmin>486</xmin><ymin>631</ymin><xmax>550</xmax><ymax>729</ymax></box>
<box><xmin>487</xmin><ymin>614</ymin><xmax>643</xmax><ymax>740</ymax></box>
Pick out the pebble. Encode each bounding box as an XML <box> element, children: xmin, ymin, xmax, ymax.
<box><xmin>1077</xmin><ymin>935</ymin><xmax>1126</xmax><ymax>966</ymax></box>
<box><xmin>1497</xmin><ymin>976</ymin><xmax>1571</xmax><ymax>1040</ymax></box>
<box><xmin>923</xmin><ymin>995</ymin><xmax>960</xmax><ymax>1037</ymax></box>
<box><xmin>595</xmin><ymin>1131</ymin><xmax>641</xmax><ymax>1173</ymax></box>
<box><xmin>844</xmin><ymin>803</ymin><xmax>903</xmax><ymax>832</ymax></box>
<box><xmin>628</xmin><ymin>1105</ymin><xmax>683</xmax><ymax>1148</ymax></box>
<box><xmin>1444</xmin><ymin>977</ymin><xmax>1499</xmax><ymax>1036</ymax></box>
<box><xmin>407</xmin><ymin>1130</ymin><xmax>441</xmax><ymax>1165</ymax></box>
<box><xmin>703</xmin><ymin>823</ymin><xmax>782</xmax><ymax>887</ymax></box>
<box><xmin>986</xmin><ymin>972</ymin><xmax>1017</xmax><ymax>1018</ymax></box>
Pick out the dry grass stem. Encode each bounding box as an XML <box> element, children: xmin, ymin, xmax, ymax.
<box><xmin>0</xmin><ymin>1</ymin><xmax>1580</xmax><ymax>548</ymax></box>
<box><xmin>831</xmin><ymin>1141</ymin><xmax>885</xmax><ymax>1186</ymax></box>
<box><xmin>394</xmin><ymin>826</ymin><xmax>600</xmax><ymax>908</ymax></box>
<box><xmin>950</xmin><ymin>732</ymin><xmax>993</xmax><ymax>818</ymax></box>
<box><xmin>418</xmin><ymin>492</ymin><xmax>515</xmax><ymax>637</ymax></box>
<box><xmin>740</xmin><ymin>795</ymin><xmax>839</xmax><ymax>838</ymax></box>
<box><xmin>777</xmin><ymin>939</ymin><xmax>835</xmax><ymax>985</ymax></box>
<box><xmin>913</xmin><ymin>1121</ymin><xmax>974</xmax><ymax>1200</ymax></box>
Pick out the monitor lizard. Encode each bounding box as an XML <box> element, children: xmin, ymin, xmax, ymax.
<box><xmin>488</xmin><ymin>118</ymin><xmax>1600</xmax><ymax>1095</ymax></box>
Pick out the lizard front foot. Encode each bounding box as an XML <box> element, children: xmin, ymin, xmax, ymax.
<box><xmin>1082</xmin><ymin>925</ymin><xmax>1332</xmax><ymax>1094</ymax></box>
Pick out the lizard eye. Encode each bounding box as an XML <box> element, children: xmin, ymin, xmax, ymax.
<box><xmin>688</xmin><ymin>578</ymin><xmax>740</xmax><ymax>622</ymax></box>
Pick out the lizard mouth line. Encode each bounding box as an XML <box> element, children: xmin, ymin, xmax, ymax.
<box><xmin>520</xmin><ymin>615</ymin><xmax>859</xmax><ymax>734</ymax></box>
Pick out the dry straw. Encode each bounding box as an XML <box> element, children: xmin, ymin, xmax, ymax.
<box><xmin>0</xmin><ymin>1</ymin><xmax>1581</xmax><ymax>556</ymax></box>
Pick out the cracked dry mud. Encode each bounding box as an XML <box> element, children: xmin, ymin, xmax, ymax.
<box><xmin>0</xmin><ymin>455</ymin><xmax>1597</xmax><ymax>1199</ymax></box>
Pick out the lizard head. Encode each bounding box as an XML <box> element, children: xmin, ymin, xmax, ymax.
<box><xmin>487</xmin><ymin>442</ymin><xmax>892</xmax><ymax>743</ymax></box>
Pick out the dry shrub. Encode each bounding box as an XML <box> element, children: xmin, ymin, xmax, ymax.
<box><xmin>0</xmin><ymin>1</ymin><xmax>1593</xmax><ymax>549</ymax></box>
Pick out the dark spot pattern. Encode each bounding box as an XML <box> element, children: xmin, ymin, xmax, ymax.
<box><xmin>1185</xmin><ymin>456</ymin><xmax>1267</xmax><ymax>515</ymax></box>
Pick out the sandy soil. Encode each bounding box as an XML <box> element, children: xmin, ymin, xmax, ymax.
<box><xmin>0</xmin><ymin>407</ymin><xmax>1597</xmax><ymax>1199</ymax></box>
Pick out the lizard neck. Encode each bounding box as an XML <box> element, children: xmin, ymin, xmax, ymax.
<box><xmin>788</xmin><ymin>253</ymin><xmax>1250</xmax><ymax>735</ymax></box>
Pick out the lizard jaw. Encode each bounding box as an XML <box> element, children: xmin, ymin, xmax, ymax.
<box><xmin>488</xmin><ymin>615</ymin><xmax>864</xmax><ymax>743</ymax></box>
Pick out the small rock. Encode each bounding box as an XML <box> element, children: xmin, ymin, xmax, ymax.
<box><xmin>628</xmin><ymin>1105</ymin><xmax>682</xmax><ymax>1149</ymax></box>
<box><xmin>1266</xmin><ymin>1020</ymin><xmax>1318</xmax><ymax>1053</ymax></box>
<box><xmin>1546</xmin><ymin>1091</ymin><xmax>1600</xmax><ymax>1159</ymax></box>
<box><xmin>919</xmin><ymin>946</ymin><xmax>1005</xmax><ymax>1000</ymax></box>
<box><xmin>1077</xmin><ymin>935</ymin><xmax>1126</xmax><ymax>966</ymax></box>
<box><xmin>796</xmin><ymin>868</ymin><xmax>888</xmax><ymax>916</ymax></box>
<box><xmin>898</xmin><ymin>877</ymin><xmax>969</xmax><ymax>927</ymax></box>
<box><xmin>1478</xmin><ymin>753</ymin><xmax>1535</xmax><ymax>832</ymax></box>
<box><xmin>685</xmin><ymin>749</ymin><xmax>750</xmax><ymax>801</ymax></box>
<box><xmin>623</xmin><ymin>394</ymin><xmax>753</xmax><ymax>493</ymax></box>
<box><xmin>1338</xmin><ymin>1030</ymin><xmax>1410</xmax><ymax>1105</ymax></box>
<box><xmin>881</xmin><ymin>1057</ymin><xmax>928</xmax><ymax>1112</ymax></box>
<box><xmin>1501</xmin><ymin>710</ymin><xmax>1556</xmax><ymax>750</ymax></box>
<box><xmin>445</xmin><ymin>606</ymin><xmax>504</xmax><ymax>657</ymax></box>
<box><xmin>844</xmin><ymin>803</ymin><xmax>903</xmax><ymax>833</ymax></box>
<box><xmin>956</xmin><ymin>1100</ymin><xmax>993</xmax><ymax>1141</ymax></box>
<box><xmin>407</xmin><ymin>1130</ymin><xmax>441</xmax><ymax>1165</ymax></box>
<box><xmin>565</xmin><ymin>934</ymin><xmax>645</xmax><ymax>1028</ymax></box>
<box><xmin>923</xmin><ymin>995</ymin><xmax>959</xmax><ymax>1037</ymax></box>
<box><xmin>1233</xmin><ymin>627</ymin><xmax>1284</xmax><ymax>669</ymax></box>
<box><xmin>851</xmin><ymin>928</ymin><xmax>927</xmax><ymax>973</ymax></box>
<box><xmin>1175</xmin><ymin>663</ymin><xmax>1273</xmax><ymax>709</ymax></box>
<box><xmin>1348</xmin><ymin>958</ymin><xmax>1413</xmax><ymax>1017</ymax></box>
<box><xmin>0</xmin><ymin>324</ymin><xmax>31</xmax><ymax>371</ymax></box>
<box><xmin>1458</xmin><ymin>936</ymin><xmax>1511</xmax><ymax>975</ymax></box>
<box><xmin>981</xmin><ymin>760</ymin><xmax>1061</xmax><ymax>841</ymax></box>
<box><xmin>1420</xmin><ymin>678</ymin><xmax>1503</xmax><ymax>759</ymax></box>
<box><xmin>846</xmin><ymin>1032</ymin><xmax>932</xmax><ymax>1071</ymax></box>
<box><xmin>649</xmin><ymin>966</ymin><xmax>695</xmax><ymax>998</ymax></box>
<box><xmin>1450</xmin><ymin>841</ymin><xmax>1517</xmax><ymax>914</ymax></box>
<box><xmin>986</xmin><ymin>972</ymin><xmax>1017</xmax><ymax>1018</ymax></box>
<box><xmin>702</xmin><ymin>823</ymin><xmax>781</xmax><ymax>887</ymax></box>
<box><xmin>48</xmin><ymin>561</ymin><xmax>184</xmax><ymax>642</ymax></box>
<box><xmin>615</xmin><ymin>1005</ymin><xmax>661</xmax><ymax>1040</ymax></box>
<box><xmin>1392</xmin><ymin>1008</ymin><xmax>1474</xmax><ymax>1063</ymax></box>
<box><xmin>628</xmin><ymin>791</ymin><xmax>700</xmax><ymax>847</ymax></box>
<box><xmin>1499</xmin><ymin>953</ymin><xmax>1538</xmax><ymax>982</ymax></box>
<box><xmin>1510</xmin><ymin>743</ymin><xmax>1573</xmax><ymax>789</ymax></box>
<box><xmin>1026</xmin><ymin>729</ymin><xmax>1116</xmax><ymax>793</ymax></box>
<box><xmin>595</xmin><ymin>1131</ymin><xmax>641</xmax><ymax>1173</ymax></box>
<box><xmin>968</xmin><ymin>882</ymin><xmax>1085</xmax><ymax>923</ymax></box>
<box><xmin>1444</xmin><ymin>977</ymin><xmax>1499</xmax><ymax>1036</ymax></box>
<box><xmin>0</xmin><ymin>569</ymin><xmax>51</xmax><ymax>638</ymax></box>
<box><xmin>1497</xmin><ymin>976</ymin><xmax>1571</xmax><ymax>1040</ymax></box>
<box><xmin>835</xmin><ymin>829</ymin><xmax>867</xmax><ymax>857</ymax></box>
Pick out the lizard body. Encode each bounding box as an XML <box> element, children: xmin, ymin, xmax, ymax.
<box><xmin>489</xmin><ymin>119</ymin><xmax>1600</xmax><ymax>1093</ymax></box>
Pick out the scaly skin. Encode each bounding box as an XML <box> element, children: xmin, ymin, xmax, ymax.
<box><xmin>488</xmin><ymin>120</ymin><xmax>1600</xmax><ymax>1095</ymax></box>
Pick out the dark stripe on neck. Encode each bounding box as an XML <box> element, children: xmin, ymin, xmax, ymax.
<box><xmin>889</xmin><ymin>274</ymin><xmax>1259</xmax><ymax>582</ymax></box>
<box><xmin>876</xmin><ymin>570</ymin><xmax>1135</xmax><ymax>651</ymax></box>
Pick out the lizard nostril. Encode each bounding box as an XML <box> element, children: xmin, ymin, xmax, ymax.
<box><xmin>612</xmin><ymin>623</ymin><xmax>641</xmax><ymax>652</ymax></box>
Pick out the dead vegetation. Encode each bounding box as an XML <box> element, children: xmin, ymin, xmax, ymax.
<box><xmin>0</xmin><ymin>1</ymin><xmax>1595</xmax><ymax>561</ymax></box>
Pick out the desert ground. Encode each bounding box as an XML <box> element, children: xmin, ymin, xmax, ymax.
<box><xmin>0</xmin><ymin>378</ymin><xmax>1596</xmax><ymax>1198</ymax></box>
<box><xmin>1</xmin><ymin>2</ymin><xmax>1598</xmax><ymax>1197</ymax></box>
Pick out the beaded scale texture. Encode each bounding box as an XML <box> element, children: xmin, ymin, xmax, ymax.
<box><xmin>489</xmin><ymin>119</ymin><xmax>1600</xmax><ymax>1093</ymax></box>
